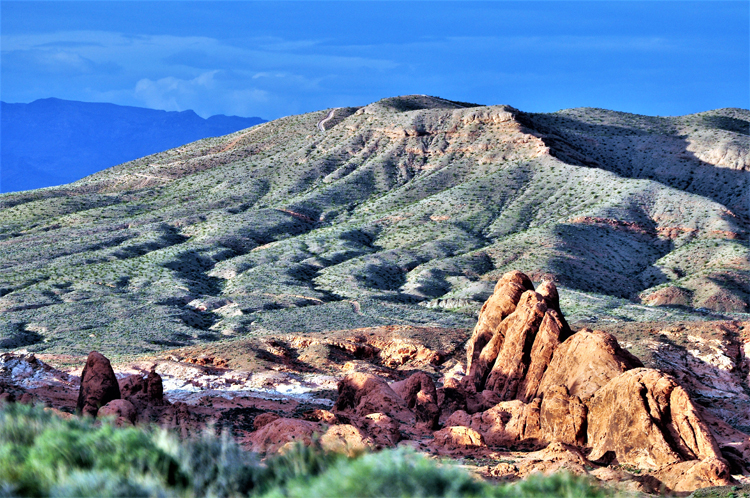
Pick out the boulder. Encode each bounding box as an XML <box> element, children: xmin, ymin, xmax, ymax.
<box><xmin>587</xmin><ymin>368</ymin><xmax>724</xmax><ymax>471</ymax></box>
<box><xmin>390</xmin><ymin>372</ymin><xmax>439</xmax><ymax>429</ymax></box>
<box><xmin>430</xmin><ymin>426</ymin><xmax>486</xmax><ymax>451</ymax></box>
<box><xmin>453</xmin><ymin>399</ymin><xmax>543</xmax><ymax>449</ymax></box>
<box><xmin>120</xmin><ymin>368</ymin><xmax>165</xmax><ymax>405</ymax></box>
<box><xmin>650</xmin><ymin>458</ymin><xmax>733</xmax><ymax>492</ymax></box>
<box><xmin>334</xmin><ymin>372</ymin><xmax>413</xmax><ymax>424</ymax></box>
<box><xmin>516</xmin><ymin>442</ymin><xmax>592</xmax><ymax>478</ymax></box>
<box><xmin>485</xmin><ymin>291</ymin><xmax>548</xmax><ymax>398</ymax></box>
<box><xmin>97</xmin><ymin>399</ymin><xmax>137</xmax><ymax>426</ymax></box>
<box><xmin>146</xmin><ymin>368</ymin><xmax>163</xmax><ymax>401</ymax></box>
<box><xmin>320</xmin><ymin>424</ymin><xmax>374</xmax><ymax>456</ymax></box>
<box><xmin>247</xmin><ymin>418</ymin><xmax>320</xmax><ymax>454</ymax></box>
<box><xmin>76</xmin><ymin>351</ymin><xmax>120</xmax><ymax>417</ymax></box>
<box><xmin>465</xmin><ymin>271</ymin><xmax>533</xmax><ymax>375</ymax></box>
<box><xmin>301</xmin><ymin>409</ymin><xmax>339</xmax><ymax>425</ymax></box>
<box><xmin>358</xmin><ymin>412</ymin><xmax>401</xmax><ymax>448</ymax></box>
<box><xmin>537</xmin><ymin>329</ymin><xmax>642</xmax><ymax>400</ymax></box>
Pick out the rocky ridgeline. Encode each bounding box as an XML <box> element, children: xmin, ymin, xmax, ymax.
<box><xmin>1</xmin><ymin>270</ymin><xmax>748</xmax><ymax>493</ymax></box>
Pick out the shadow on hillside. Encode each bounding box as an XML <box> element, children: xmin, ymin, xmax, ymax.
<box><xmin>163</xmin><ymin>250</ymin><xmax>223</xmax><ymax>296</ymax></box>
<box><xmin>517</xmin><ymin>112</ymin><xmax>750</xmax><ymax>222</ymax></box>
<box><xmin>548</xmin><ymin>218</ymin><xmax>673</xmax><ymax>299</ymax></box>
<box><xmin>0</xmin><ymin>326</ymin><xmax>43</xmax><ymax>349</ymax></box>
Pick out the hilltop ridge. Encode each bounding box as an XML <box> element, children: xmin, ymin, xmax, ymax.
<box><xmin>0</xmin><ymin>95</ymin><xmax>747</xmax><ymax>356</ymax></box>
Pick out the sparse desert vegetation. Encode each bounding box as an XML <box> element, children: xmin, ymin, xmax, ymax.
<box><xmin>0</xmin><ymin>95</ymin><xmax>747</xmax><ymax>357</ymax></box>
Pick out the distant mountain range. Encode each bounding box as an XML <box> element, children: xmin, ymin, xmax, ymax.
<box><xmin>1</xmin><ymin>98</ymin><xmax>266</xmax><ymax>192</ymax></box>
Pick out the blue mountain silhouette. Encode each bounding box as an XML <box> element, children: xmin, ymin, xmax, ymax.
<box><xmin>1</xmin><ymin>98</ymin><xmax>265</xmax><ymax>192</ymax></box>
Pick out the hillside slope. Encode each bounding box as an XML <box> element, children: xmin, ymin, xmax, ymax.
<box><xmin>1</xmin><ymin>98</ymin><xmax>266</xmax><ymax>192</ymax></box>
<box><xmin>0</xmin><ymin>95</ymin><xmax>747</xmax><ymax>355</ymax></box>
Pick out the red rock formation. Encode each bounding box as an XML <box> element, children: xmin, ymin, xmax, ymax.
<box><xmin>97</xmin><ymin>399</ymin><xmax>137</xmax><ymax>426</ymax></box>
<box><xmin>76</xmin><ymin>351</ymin><xmax>121</xmax><ymax>417</ymax></box>
<box><xmin>248</xmin><ymin>418</ymin><xmax>320</xmax><ymax>454</ymax></box>
<box><xmin>517</xmin><ymin>310</ymin><xmax>566</xmax><ymax>403</ymax></box>
<box><xmin>516</xmin><ymin>442</ymin><xmax>592</xmax><ymax>478</ymax></box>
<box><xmin>538</xmin><ymin>385</ymin><xmax>587</xmax><ymax>446</ymax></box>
<box><xmin>391</xmin><ymin>372</ymin><xmax>439</xmax><ymax>429</ymax></box>
<box><xmin>334</xmin><ymin>372</ymin><xmax>413</xmax><ymax>424</ymax></box>
<box><xmin>651</xmin><ymin>457</ymin><xmax>733</xmax><ymax>492</ymax></box>
<box><xmin>358</xmin><ymin>413</ymin><xmax>401</xmax><ymax>448</ymax></box>
<box><xmin>319</xmin><ymin>424</ymin><xmax>374</xmax><ymax>456</ymax></box>
<box><xmin>485</xmin><ymin>291</ymin><xmax>547</xmax><ymax>398</ymax></box>
<box><xmin>254</xmin><ymin>412</ymin><xmax>281</xmax><ymax>430</ymax></box>
<box><xmin>431</xmin><ymin>426</ymin><xmax>486</xmax><ymax>450</ymax></box>
<box><xmin>537</xmin><ymin>329</ymin><xmax>642</xmax><ymax>400</ymax></box>
<box><xmin>535</xmin><ymin>281</ymin><xmax>572</xmax><ymax>338</ymax></box>
<box><xmin>587</xmin><ymin>368</ymin><xmax>725</xmax><ymax>470</ymax></box>
<box><xmin>465</xmin><ymin>271</ymin><xmax>533</xmax><ymax>376</ymax></box>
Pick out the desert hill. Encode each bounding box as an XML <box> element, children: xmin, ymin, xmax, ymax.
<box><xmin>0</xmin><ymin>95</ymin><xmax>748</xmax><ymax>356</ymax></box>
<box><xmin>1</xmin><ymin>98</ymin><xmax>266</xmax><ymax>192</ymax></box>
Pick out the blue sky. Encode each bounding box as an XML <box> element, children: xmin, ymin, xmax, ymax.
<box><xmin>1</xmin><ymin>1</ymin><xmax>748</xmax><ymax>119</ymax></box>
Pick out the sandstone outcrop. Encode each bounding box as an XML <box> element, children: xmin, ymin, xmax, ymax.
<box><xmin>248</xmin><ymin>418</ymin><xmax>320</xmax><ymax>454</ymax></box>
<box><xmin>516</xmin><ymin>442</ymin><xmax>592</xmax><ymax>478</ymax></box>
<box><xmin>319</xmin><ymin>424</ymin><xmax>374</xmax><ymax>456</ymax></box>
<box><xmin>76</xmin><ymin>351</ymin><xmax>120</xmax><ymax>417</ymax></box>
<box><xmin>587</xmin><ymin>368</ymin><xmax>724</xmax><ymax>469</ymax></box>
<box><xmin>536</xmin><ymin>329</ymin><xmax>643</xmax><ymax>400</ymax></box>
<box><xmin>651</xmin><ymin>458</ymin><xmax>734</xmax><ymax>492</ymax></box>
<box><xmin>358</xmin><ymin>413</ymin><xmax>401</xmax><ymax>448</ymax></box>
<box><xmin>334</xmin><ymin>372</ymin><xmax>413</xmax><ymax>424</ymax></box>
<box><xmin>2</xmin><ymin>269</ymin><xmax>741</xmax><ymax>495</ymax></box>
<box><xmin>465</xmin><ymin>271</ymin><xmax>533</xmax><ymax>376</ymax></box>
<box><xmin>390</xmin><ymin>372</ymin><xmax>439</xmax><ymax>429</ymax></box>
<box><xmin>430</xmin><ymin>426</ymin><xmax>486</xmax><ymax>454</ymax></box>
<box><xmin>538</xmin><ymin>385</ymin><xmax>587</xmax><ymax>446</ymax></box>
<box><xmin>484</xmin><ymin>291</ymin><xmax>548</xmax><ymax>398</ymax></box>
<box><xmin>445</xmin><ymin>270</ymin><xmax>736</xmax><ymax>491</ymax></box>
<box><xmin>516</xmin><ymin>309</ymin><xmax>567</xmax><ymax>403</ymax></box>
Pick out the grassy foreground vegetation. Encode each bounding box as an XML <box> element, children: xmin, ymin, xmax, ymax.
<box><xmin>0</xmin><ymin>404</ymin><xmax>622</xmax><ymax>498</ymax></box>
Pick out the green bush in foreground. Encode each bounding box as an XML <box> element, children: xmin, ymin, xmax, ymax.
<box><xmin>0</xmin><ymin>403</ymin><xmax>620</xmax><ymax>498</ymax></box>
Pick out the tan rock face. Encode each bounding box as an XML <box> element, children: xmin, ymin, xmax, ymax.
<box><xmin>76</xmin><ymin>351</ymin><xmax>121</xmax><ymax>417</ymax></box>
<box><xmin>468</xmin><ymin>399</ymin><xmax>542</xmax><ymax>448</ymax></box>
<box><xmin>651</xmin><ymin>458</ymin><xmax>733</xmax><ymax>492</ymax></box>
<box><xmin>431</xmin><ymin>426</ymin><xmax>486</xmax><ymax>449</ymax></box>
<box><xmin>485</xmin><ymin>291</ymin><xmax>547</xmax><ymax>398</ymax></box>
<box><xmin>587</xmin><ymin>368</ymin><xmax>724</xmax><ymax>470</ymax></box>
<box><xmin>517</xmin><ymin>310</ymin><xmax>566</xmax><ymax>403</ymax></box>
<box><xmin>319</xmin><ymin>424</ymin><xmax>374</xmax><ymax>456</ymax></box>
<box><xmin>465</xmin><ymin>270</ymin><xmax>533</xmax><ymax>376</ymax></box>
<box><xmin>516</xmin><ymin>442</ymin><xmax>592</xmax><ymax>478</ymax></box>
<box><xmin>537</xmin><ymin>329</ymin><xmax>642</xmax><ymax>400</ymax></box>
<box><xmin>539</xmin><ymin>385</ymin><xmax>587</xmax><ymax>446</ymax></box>
<box><xmin>535</xmin><ymin>281</ymin><xmax>572</xmax><ymax>338</ymax></box>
